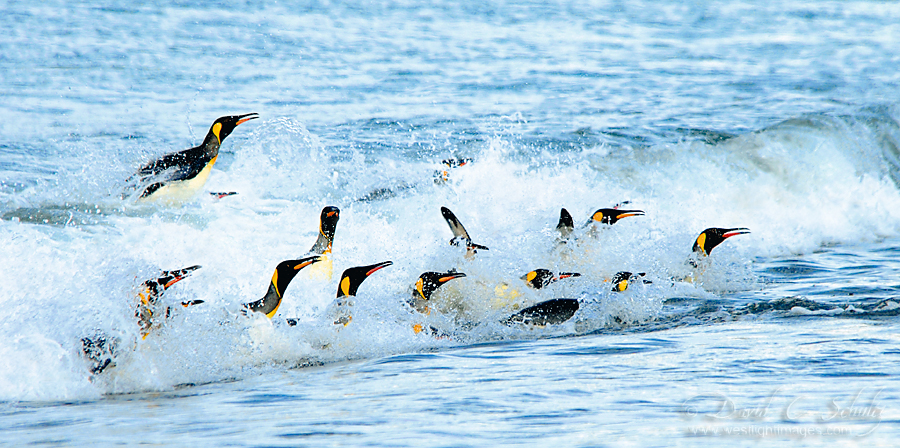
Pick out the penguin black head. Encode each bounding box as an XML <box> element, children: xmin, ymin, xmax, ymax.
<box><xmin>310</xmin><ymin>206</ymin><xmax>340</xmax><ymax>254</ymax></box>
<box><xmin>414</xmin><ymin>271</ymin><xmax>467</xmax><ymax>301</ymax></box>
<box><xmin>337</xmin><ymin>261</ymin><xmax>393</xmax><ymax>298</ymax></box>
<box><xmin>609</xmin><ymin>271</ymin><xmax>648</xmax><ymax>292</ymax></box>
<box><xmin>588</xmin><ymin>208</ymin><xmax>645</xmax><ymax>226</ymax></box>
<box><xmin>244</xmin><ymin>255</ymin><xmax>323</xmax><ymax>318</ymax></box>
<box><xmin>557</xmin><ymin>208</ymin><xmax>574</xmax><ymax>239</ymax></box>
<box><xmin>521</xmin><ymin>269</ymin><xmax>581</xmax><ymax>289</ymax></box>
<box><xmin>139</xmin><ymin>265</ymin><xmax>202</xmax><ymax>305</ymax></box>
<box><xmin>271</xmin><ymin>256</ymin><xmax>324</xmax><ymax>299</ymax></box>
<box><xmin>692</xmin><ymin>227</ymin><xmax>750</xmax><ymax>257</ymax></box>
<box><xmin>208</xmin><ymin>113</ymin><xmax>259</xmax><ymax>145</ymax></box>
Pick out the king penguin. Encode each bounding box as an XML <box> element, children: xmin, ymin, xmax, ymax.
<box><xmin>408</xmin><ymin>270</ymin><xmax>467</xmax><ymax>336</ymax></box>
<box><xmin>82</xmin><ymin>265</ymin><xmax>202</xmax><ymax>375</ymax></box>
<box><xmin>687</xmin><ymin>227</ymin><xmax>751</xmax><ymax>268</ymax></box>
<box><xmin>304</xmin><ymin>206</ymin><xmax>340</xmax><ymax>281</ymax></box>
<box><xmin>135</xmin><ymin>265</ymin><xmax>203</xmax><ymax>339</ymax></box>
<box><xmin>243</xmin><ymin>255</ymin><xmax>324</xmax><ymax>318</ymax></box>
<box><xmin>521</xmin><ymin>269</ymin><xmax>581</xmax><ymax>290</ymax></box>
<box><xmin>124</xmin><ymin>113</ymin><xmax>259</xmax><ymax>204</ymax></box>
<box><xmin>408</xmin><ymin>270</ymin><xmax>468</xmax><ymax>315</ymax></box>
<box><xmin>329</xmin><ymin>261</ymin><xmax>393</xmax><ymax>326</ymax></box>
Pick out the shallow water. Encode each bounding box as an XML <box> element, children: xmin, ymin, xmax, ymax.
<box><xmin>2</xmin><ymin>0</ymin><xmax>900</xmax><ymax>445</ymax></box>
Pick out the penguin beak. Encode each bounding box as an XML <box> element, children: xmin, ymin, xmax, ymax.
<box><xmin>161</xmin><ymin>265</ymin><xmax>202</xmax><ymax>289</ymax></box>
<box><xmin>365</xmin><ymin>261</ymin><xmax>393</xmax><ymax>276</ymax></box>
<box><xmin>556</xmin><ymin>272</ymin><xmax>581</xmax><ymax>281</ymax></box>
<box><xmin>722</xmin><ymin>228</ymin><xmax>751</xmax><ymax>239</ymax></box>
<box><xmin>438</xmin><ymin>272</ymin><xmax>467</xmax><ymax>283</ymax></box>
<box><xmin>614</xmin><ymin>210</ymin><xmax>644</xmax><ymax>220</ymax></box>
<box><xmin>235</xmin><ymin>113</ymin><xmax>259</xmax><ymax>126</ymax></box>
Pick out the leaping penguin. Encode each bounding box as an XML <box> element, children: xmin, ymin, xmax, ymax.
<box><xmin>243</xmin><ymin>255</ymin><xmax>324</xmax><ymax>318</ymax></box>
<box><xmin>441</xmin><ymin>206</ymin><xmax>488</xmax><ymax>259</ymax></box>
<box><xmin>124</xmin><ymin>113</ymin><xmax>259</xmax><ymax>204</ymax></box>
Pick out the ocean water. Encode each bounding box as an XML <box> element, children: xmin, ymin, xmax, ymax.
<box><xmin>2</xmin><ymin>0</ymin><xmax>900</xmax><ymax>445</ymax></box>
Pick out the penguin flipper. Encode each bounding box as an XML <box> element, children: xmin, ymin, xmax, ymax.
<box><xmin>441</xmin><ymin>206</ymin><xmax>471</xmax><ymax>242</ymax></box>
<box><xmin>557</xmin><ymin>208</ymin><xmax>574</xmax><ymax>239</ymax></box>
<box><xmin>441</xmin><ymin>206</ymin><xmax>488</xmax><ymax>254</ymax></box>
<box><xmin>503</xmin><ymin>298</ymin><xmax>579</xmax><ymax>326</ymax></box>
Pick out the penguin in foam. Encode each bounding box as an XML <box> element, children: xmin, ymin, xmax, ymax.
<box><xmin>555</xmin><ymin>203</ymin><xmax>645</xmax><ymax>244</ymax></box>
<box><xmin>123</xmin><ymin>113</ymin><xmax>258</xmax><ymax>205</ymax></box>
<box><xmin>242</xmin><ymin>255</ymin><xmax>324</xmax><ymax>319</ymax></box>
<box><xmin>324</xmin><ymin>261</ymin><xmax>393</xmax><ymax>327</ymax></box>
<box><xmin>407</xmin><ymin>270</ymin><xmax>467</xmax><ymax>336</ymax></box>
<box><xmin>82</xmin><ymin>265</ymin><xmax>203</xmax><ymax>375</ymax></box>
<box><xmin>681</xmin><ymin>227</ymin><xmax>750</xmax><ymax>281</ymax></box>
<box><xmin>303</xmin><ymin>206</ymin><xmax>340</xmax><ymax>281</ymax></box>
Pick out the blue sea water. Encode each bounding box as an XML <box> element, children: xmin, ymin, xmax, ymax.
<box><xmin>2</xmin><ymin>0</ymin><xmax>900</xmax><ymax>446</ymax></box>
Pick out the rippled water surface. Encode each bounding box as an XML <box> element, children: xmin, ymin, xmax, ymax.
<box><xmin>2</xmin><ymin>0</ymin><xmax>900</xmax><ymax>446</ymax></box>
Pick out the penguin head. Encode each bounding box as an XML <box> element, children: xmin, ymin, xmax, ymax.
<box><xmin>589</xmin><ymin>208</ymin><xmax>645</xmax><ymax>226</ymax></box>
<box><xmin>609</xmin><ymin>271</ymin><xmax>648</xmax><ymax>292</ymax></box>
<box><xmin>415</xmin><ymin>271</ymin><xmax>467</xmax><ymax>300</ymax></box>
<box><xmin>209</xmin><ymin>113</ymin><xmax>259</xmax><ymax>145</ymax></box>
<box><xmin>337</xmin><ymin>261</ymin><xmax>393</xmax><ymax>298</ymax></box>
<box><xmin>692</xmin><ymin>227</ymin><xmax>750</xmax><ymax>257</ymax></box>
<box><xmin>139</xmin><ymin>265</ymin><xmax>201</xmax><ymax>305</ymax></box>
<box><xmin>271</xmin><ymin>255</ymin><xmax>324</xmax><ymax>300</ymax></box>
<box><xmin>521</xmin><ymin>269</ymin><xmax>581</xmax><ymax>289</ymax></box>
<box><xmin>319</xmin><ymin>206</ymin><xmax>340</xmax><ymax>248</ymax></box>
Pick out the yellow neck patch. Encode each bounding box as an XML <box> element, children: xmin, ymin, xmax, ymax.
<box><xmin>525</xmin><ymin>271</ymin><xmax>537</xmax><ymax>282</ymax></box>
<box><xmin>416</xmin><ymin>278</ymin><xmax>426</xmax><ymax>300</ymax></box>
<box><xmin>340</xmin><ymin>276</ymin><xmax>351</xmax><ymax>297</ymax></box>
<box><xmin>696</xmin><ymin>233</ymin><xmax>708</xmax><ymax>256</ymax></box>
<box><xmin>271</xmin><ymin>270</ymin><xmax>281</xmax><ymax>298</ymax></box>
<box><xmin>212</xmin><ymin>122</ymin><xmax>222</xmax><ymax>144</ymax></box>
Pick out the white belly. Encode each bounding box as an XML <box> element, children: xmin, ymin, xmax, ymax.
<box><xmin>140</xmin><ymin>157</ymin><xmax>217</xmax><ymax>206</ymax></box>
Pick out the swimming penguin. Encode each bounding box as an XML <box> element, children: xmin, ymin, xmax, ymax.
<box><xmin>329</xmin><ymin>261</ymin><xmax>393</xmax><ymax>326</ymax></box>
<box><xmin>82</xmin><ymin>265</ymin><xmax>202</xmax><ymax>375</ymax></box>
<box><xmin>433</xmin><ymin>157</ymin><xmax>473</xmax><ymax>185</ymax></box>
<box><xmin>124</xmin><ymin>113</ymin><xmax>259</xmax><ymax>204</ymax></box>
<box><xmin>136</xmin><ymin>265</ymin><xmax>203</xmax><ymax>339</ymax></box>
<box><xmin>586</xmin><ymin>207</ymin><xmax>645</xmax><ymax>226</ymax></box>
<box><xmin>607</xmin><ymin>271</ymin><xmax>649</xmax><ymax>292</ymax></box>
<box><xmin>503</xmin><ymin>298</ymin><xmax>580</xmax><ymax>327</ymax></box>
<box><xmin>409</xmin><ymin>270</ymin><xmax>468</xmax><ymax>315</ymax></box>
<box><xmin>304</xmin><ymin>206</ymin><xmax>340</xmax><ymax>280</ymax></box>
<box><xmin>521</xmin><ymin>269</ymin><xmax>581</xmax><ymax>289</ymax></box>
<box><xmin>243</xmin><ymin>255</ymin><xmax>324</xmax><ymax>318</ymax></box>
<box><xmin>409</xmin><ymin>270</ymin><xmax>467</xmax><ymax>335</ymax></box>
<box><xmin>687</xmin><ymin>227</ymin><xmax>751</xmax><ymax>268</ymax></box>
<box><xmin>441</xmin><ymin>206</ymin><xmax>488</xmax><ymax>259</ymax></box>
